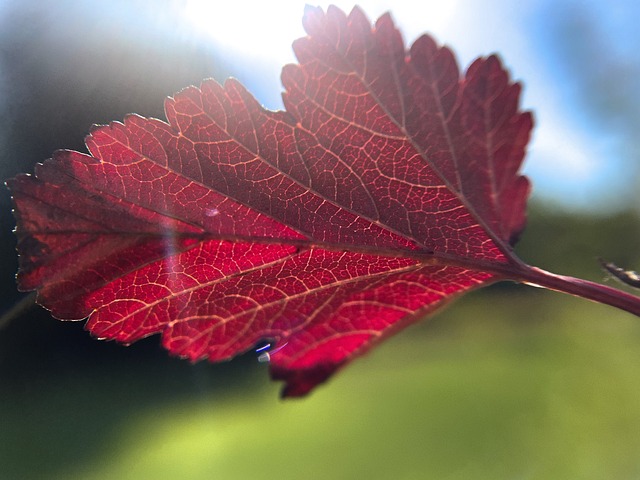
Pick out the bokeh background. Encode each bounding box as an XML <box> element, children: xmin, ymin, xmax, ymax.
<box><xmin>0</xmin><ymin>1</ymin><xmax>639</xmax><ymax>478</ymax></box>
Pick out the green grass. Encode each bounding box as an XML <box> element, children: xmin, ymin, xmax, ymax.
<box><xmin>3</xmin><ymin>287</ymin><xmax>640</xmax><ymax>479</ymax></box>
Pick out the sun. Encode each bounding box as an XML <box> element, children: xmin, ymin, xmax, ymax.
<box><xmin>181</xmin><ymin>0</ymin><xmax>459</xmax><ymax>65</ymax></box>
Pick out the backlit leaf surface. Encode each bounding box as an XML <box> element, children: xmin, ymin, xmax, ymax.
<box><xmin>8</xmin><ymin>5</ymin><xmax>587</xmax><ymax>397</ymax></box>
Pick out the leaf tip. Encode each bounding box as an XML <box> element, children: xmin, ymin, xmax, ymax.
<box><xmin>302</xmin><ymin>4</ymin><xmax>324</xmax><ymax>34</ymax></box>
<box><xmin>347</xmin><ymin>4</ymin><xmax>372</xmax><ymax>28</ymax></box>
<box><xmin>272</xmin><ymin>362</ymin><xmax>337</xmax><ymax>398</ymax></box>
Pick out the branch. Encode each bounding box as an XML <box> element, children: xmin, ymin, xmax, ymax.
<box><xmin>516</xmin><ymin>265</ymin><xmax>640</xmax><ymax>317</ymax></box>
<box><xmin>0</xmin><ymin>292</ymin><xmax>37</xmax><ymax>331</ymax></box>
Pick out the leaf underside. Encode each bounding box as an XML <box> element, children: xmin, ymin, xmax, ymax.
<box><xmin>8</xmin><ymin>5</ymin><xmax>534</xmax><ymax>397</ymax></box>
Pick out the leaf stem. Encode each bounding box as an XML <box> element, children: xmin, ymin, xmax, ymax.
<box><xmin>513</xmin><ymin>265</ymin><xmax>640</xmax><ymax>317</ymax></box>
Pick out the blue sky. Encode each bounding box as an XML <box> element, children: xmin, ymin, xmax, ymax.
<box><xmin>180</xmin><ymin>0</ymin><xmax>639</xmax><ymax>213</ymax></box>
<box><xmin>1</xmin><ymin>0</ymin><xmax>638</xmax><ymax>212</ymax></box>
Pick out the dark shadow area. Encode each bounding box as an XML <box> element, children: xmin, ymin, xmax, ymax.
<box><xmin>0</xmin><ymin>0</ymin><xmax>232</xmax><ymax>312</ymax></box>
<box><xmin>0</xmin><ymin>3</ymin><xmax>255</xmax><ymax>477</ymax></box>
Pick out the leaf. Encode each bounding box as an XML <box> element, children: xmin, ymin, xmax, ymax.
<box><xmin>7</xmin><ymin>5</ymin><xmax>640</xmax><ymax>397</ymax></box>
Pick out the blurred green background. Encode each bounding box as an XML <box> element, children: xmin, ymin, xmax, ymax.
<box><xmin>1</xmin><ymin>208</ymin><xmax>640</xmax><ymax>480</ymax></box>
<box><xmin>1</xmin><ymin>1</ymin><xmax>639</xmax><ymax>479</ymax></box>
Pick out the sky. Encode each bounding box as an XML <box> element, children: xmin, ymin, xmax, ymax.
<box><xmin>179</xmin><ymin>0</ymin><xmax>640</xmax><ymax>212</ymax></box>
<box><xmin>1</xmin><ymin>0</ymin><xmax>638</xmax><ymax>212</ymax></box>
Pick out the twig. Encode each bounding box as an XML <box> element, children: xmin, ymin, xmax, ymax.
<box><xmin>0</xmin><ymin>292</ymin><xmax>37</xmax><ymax>331</ymax></box>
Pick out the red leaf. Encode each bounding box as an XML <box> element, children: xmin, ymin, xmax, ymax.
<box><xmin>7</xmin><ymin>5</ymin><xmax>640</xmax><ymax>397</ymax></box>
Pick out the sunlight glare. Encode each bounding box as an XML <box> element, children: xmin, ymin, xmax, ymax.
<box><xmin>183</xmin><ymin>0</ymin><xmax>304</xmax><ymax>65</ymax></box>
<box><xmin>180</xmin><ymin>0</ymin><xmax>459</xmax><ymax>110</ymax></box>
<box><xmin>182</xmin><ymin>0</ymin><xmax>459</xmax><ymax>65</ymax></box>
